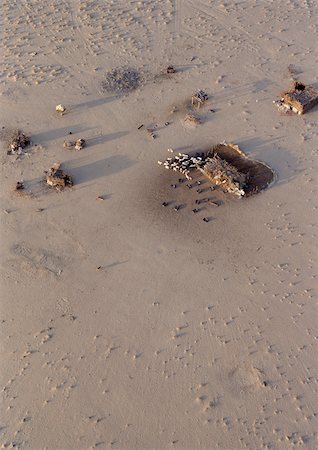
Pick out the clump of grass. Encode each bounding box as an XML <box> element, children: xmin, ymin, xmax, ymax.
<box><xmin>101</xmin><ymin>67</ymin><xmax>141</xmax><ymax>94</ymax></box>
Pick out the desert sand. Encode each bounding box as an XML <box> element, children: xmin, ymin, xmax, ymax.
<box><xmin>1</xmin><ymin>1</ymin><xmax>318</xmax><ymax>449</ymax></box>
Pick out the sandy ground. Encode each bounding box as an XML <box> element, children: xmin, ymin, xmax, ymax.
<box><xmin>1</xmin><ymin>1</ymin><xmax>318</xmax><ymax>449</ymax></box>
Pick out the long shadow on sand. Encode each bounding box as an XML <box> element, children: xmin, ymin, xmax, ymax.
<box><xmin>236</xmin><ymin>136</ymin><xmax>299</xmax><ymax>188</ymax></box>
<box><xmin>87</xmin><ymin>131</ymin><xmax>130</xmax><ymax>148</ymax></box>
<box><xmin>212</xmin><ymin>78</ymin><xmax>274</xmax><ymax>103</ymax></box>
<box><xmin>33</xmin><ymin>124</ymin><xmax>93</xmax><ymax>143</ymax></box>
<box><xmin>65</xmin><ymin>154</ymin><xmax>136</xmax><ymax>185</ymax></box>
<box><xmin>72</xmin><ymin>96</ymin><xmax>116</xmax><ymax>110</ymax></box>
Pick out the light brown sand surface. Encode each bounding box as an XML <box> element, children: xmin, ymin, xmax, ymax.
<box><xmin>1</xmin><ymin>1</ymin><xmax>318</xmax><ymax>449</ymax></box>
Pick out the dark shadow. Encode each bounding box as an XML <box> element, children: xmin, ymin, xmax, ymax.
<box><xmin>176</xmin><ymin>63</ymin><xmax>206</xmax><ymax>73</ymax></box>
<box><xmin>237</xmin><ymin>136</ymin><xmax>284</xmax><ymax>152</ymax></box>
<box><xmin>172</xmin><ymin>145</ymin><xmax>194</xmax><ymax>153</ymax></box>
<box><xmin>236</xmin><ymin>136</ymin><xmax>298</xmax><ymax>186</ymax></box>
<box><xmin>212</xmin><ymin>79</ymin><xmax>273</xmax><ymax>103</ymax></box>
<box><xmin>65</xmin><ymin>155</ymin><xmax>136</xmax><ymax>185</ymax></box>
<box><xmin>253</xmin><ymin>78</ymin><xmax>273</xmax><ymax>93</ymax></box>
<box><xmin>104</xmin><ymin>261</ymin><xmax>128</xmax><ymax>269</ymax></box>
<box><xmin>96</xmin><ymin>193</ymin><xmax>112</xmax><ymax>200</ymax></box>
<box><xmin>87</xmin><ymin>131</ymin><xmax>130</xmax><ymax>147</ymax></box>
<box><xmin>33</xmin><ymin>125</ymin><xmax>93</xmax><ymax>143</ymax></box>
<box><xmin>72</xmin><ymin>96</ymin><xmax>116</xmax><ymax>110</ymax></box>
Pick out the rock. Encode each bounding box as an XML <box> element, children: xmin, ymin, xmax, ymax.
<box><xmin>63</xmin><ymin>140</ymin><xmax>75</xmax><ymax>148</ymax></box>
<box><xmin>63</xmin><ymin>138</ymin><xmax>85</xmax><ymax>150</ymax></box>
<box><xmin>15</xmin><ymin>181</ymin><xmax>24</xmax><ymax>190</ymax></box>
<box><xmin>45</xmin><ymin>163</ymin><xmax>73</xmax><ymax>189</ymax></box>
<box><xmin>55</xmin><ymin>104</ymin><xmax>66</xmax><ymax>114</ymax></box>
<box><xmin>166</xmin><ymin>66</ymin><xmax>176</xmax><ymax>74</ymax></box>
<box><xmin>75</xmin><ymin>138</ymin><xmax>85</xmax><ymax>150</ymax></box>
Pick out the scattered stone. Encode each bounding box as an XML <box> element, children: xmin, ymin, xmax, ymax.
<box><xmin>184</xmin><ymin>113</ymin><xmax>201</xmax><ymax>127</ymax></box>
<box><xmin>166</xmin><ymin>65</ymin><xmax>176</xmax><ymax>74</ymax></box>
<box><xmin>75</xmin><ymin>138</ymin><xmax>85</xmax><ymax>150</ymax></box>
<box><xmin>137</xmin><ymin>124</ymin><xmax>144</xmax><ymax>130</ymax></box>
<box><xmin>162</xmin><ymin>202</ymin><xmax>168</xmax><ymax>207</ymax></box>
<box><xmin>203</xmin><ymin>217</ymin><xmax>210</xmax><ymax>222</ymax></box>
<box><xmin>15</xmin><ymin>181</ymin><xmax>24</xmax><ymax>190</ymax></box>
<box><xmin>165</xmin><ymin>122</ymin><xmax>170</xmax><ymax>126</ymax></box>
<box><xmin>146</xmin><ymin>128</ymin><xmax>156</xmax><ymax>139</ymax></box>
<box><xmin>63</xmin><ymin>138</ymin><xmax>86</xmax><ymax>150</ymax></box>
<box><xmin>63</xmin><ymin>140</ymin><xmax>75</xmax><ymax>148</ymax></box>
<box><xmin>56</xmin><ymin>104</ymin><xmax>66</xmax><ymax>115</ymax></box>
<box><xmin>45</xmin><ymin>163</ymin><xmax>73</xmax><ymax>189</ymax></box>
<box><xmin>96</xmin><ymin>195</ymin><xmax>104</xmax><ymax>201</ymax></box>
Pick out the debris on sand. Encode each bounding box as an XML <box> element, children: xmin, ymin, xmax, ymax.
<box><xmin>101</xmin><ymin>67</ymin><xmax>141</xmax><ymax>94</ymax></box>
<box><xmin>14</xmin><ymin>180</ymin><xmax>33</xmax><ymax>198</ymax></box>
<box><xmin>191</xmin><ymin>90</ymin><xmax>208</xmax><ymax>109</ymax></box>
<box><xmin>15</xmin><ymin>181</ymin><xmax>24</xmax><ymax>190</ymax></box>
<box><xmin>56</xmin><ymin>104</ymin><xmax>66</xmax><ymax>115</ymax></box>
<box><xmin>158</xmin><ymin>143</ymin><xmax>275</xmax><ymax>197</ymax></box>
<box><xmin>166</xmin><ymin>65</ymin><xmax>176</xmax><ymax>74</ymax></box>
<box><xmin>274</xmin><ymin>81</ymin><xmax>318</xmax><ymax>114</ymax></box>
<box><xmin>45</xmin><ymin>163</ymin><xmax>73</xmax><ymax>189</ymax></box>
<box><xmin>63</xmin><ymin>140</ymin><xmax>75</xmax><ymax>149</ymax></box>
<box><xmin>146</xmin><ymin>127</ymin><xmax>156</xmax><ymax>140</ymax></box>
<box><xmin>63</xmin><ymin>138</ymin><xmax>86</xmax><ymax>150</ymax></box>
<box><xmin>184</xmin><ymin>113</ymin><xmax>201</xmax><ymax>127</ymax></box>
<box><xmin>2</xmin><ymin>129</ymin><xmax>31</xmax><ymax>155</ymax></box>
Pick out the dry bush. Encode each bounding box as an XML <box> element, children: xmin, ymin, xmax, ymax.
<box><xmin>101</xmin><ymin>67</ymin><xmax>141</xmax><ymax>94</ymax></box>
